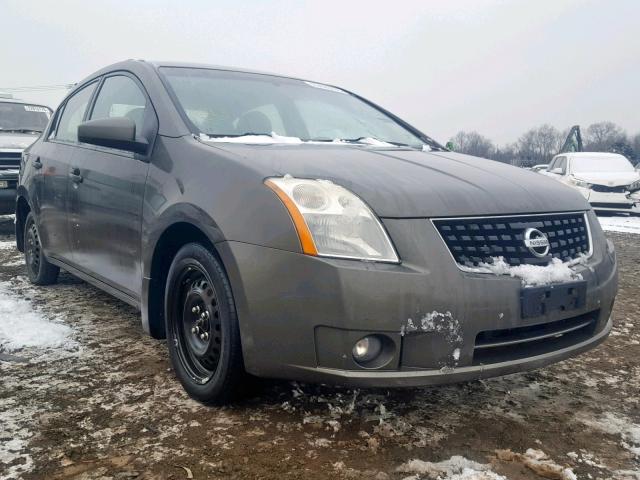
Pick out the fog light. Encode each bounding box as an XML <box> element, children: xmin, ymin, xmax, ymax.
<box><xmin>352</xmin><ymin>336</ymin><xmax>382</xmax><ymax>363</ymax></box>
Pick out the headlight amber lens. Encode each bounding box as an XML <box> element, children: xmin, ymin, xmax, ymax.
<box><xmin>265</xmin><ymin>176</ymin><xmax>399</xmax><ymax>263</ymax></box>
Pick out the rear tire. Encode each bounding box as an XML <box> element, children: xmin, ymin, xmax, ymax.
<box><xmin>164</xmin><ymin>243</ymin><xmax>245</xmax><ymax>405</ymax></box>
<box><xmin>24</xmin><ymin>212</ymin><xmax>59</xmax><ymax>285</ymax></box>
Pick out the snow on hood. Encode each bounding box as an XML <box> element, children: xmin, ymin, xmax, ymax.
<box><xmin>0</xmin><ymin>132</ymin><xmax>40</xmax><ymax>150</ymax></box>
<box><xmin>199</xmin><ymin>132</ymin><xmax>396</xmax><ymax>147</ymax></box>
<box><xmin>572</xmin><ymin>171</ymin><xmax>640</xmax><ymax>187</ymax></box>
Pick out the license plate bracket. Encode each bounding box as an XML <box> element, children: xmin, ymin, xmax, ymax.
<box><xmin>521</xmin><ymin>281</ymin><xmax>587</xmax><ymax>319</ymax></box>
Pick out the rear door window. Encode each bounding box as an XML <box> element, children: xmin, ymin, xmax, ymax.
<box><xmin>55</xmin><ymin>82</ymin><xmax>98</xmax><ymax>142</ymax></box>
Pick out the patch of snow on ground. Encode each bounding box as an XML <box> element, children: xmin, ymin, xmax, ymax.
<box><xmin>579</xmin><ymin>412</ymin><xmax>640</xmax><ymax>458</ymax></box>
<box><xmin>464</xmin><ymin>256</ymin><xmax>583</xmax><ymax>287</ymax></box>
<box><xmin>496</xmin><ymin>449</ymin><xmax>576</xmax><ymax>480</ymax></box>
<box><xmin>0</xmin><ymin>397</ymin><xmax>37</xmax><ymax>480</ymax></box>
<box><xmin>397</xmin><ymin>456</ymin><xmax>506</xmax><ymax>479</ymax></box>
<box><xmin>0</xmin><ymin>240</ymin><xmax>16</xmax><ymax>251</ymax></box>
<box><xmin>597</xmin><ymin>215</ymin><xmax>640</xmax><ymax>234</ymax></box>
<box><xmin>0</xmin><ymin>281</ymin><xmax>76</xmax><ymax>352</ymax></box>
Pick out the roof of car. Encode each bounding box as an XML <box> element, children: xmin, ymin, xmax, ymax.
<box><xmin>0</xmin><ymin>96</ymin><xmax>51</xmax><ymax>109</ymax></box>
<box><xmin>560</xmin><ymin>152</ymin><xmax>625</xmax><ymax>159</ymax></box>
<box><xmin>146</xmin><ymin>60</ymin><xmax>304</xmax><ymax>81</ymax></box>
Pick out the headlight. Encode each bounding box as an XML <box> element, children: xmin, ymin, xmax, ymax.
<box><xmin>629</xmin><ymin>180</ymin><xmax>640</xmax><ymax>192</ymax></box>
<box><xmin>265</xmin><ymin>176</ymin><xmax>399</xmax><ymax>262</ymax></box>
<box><xmin>569</xmin><ymin>177</ymin><xmax>592</xmax><ymax>189</ymax></box>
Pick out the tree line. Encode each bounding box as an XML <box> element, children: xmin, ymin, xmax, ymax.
<box><xmin>448</xmin><ymin>122</ymin><xmax>640</xmax><ymax>167</ymax></box>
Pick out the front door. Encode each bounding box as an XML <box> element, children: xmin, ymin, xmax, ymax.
<box><xmin>69</xmin><ymin>74</ymin><xmax>155</xmax><ymax>298</ymax></box>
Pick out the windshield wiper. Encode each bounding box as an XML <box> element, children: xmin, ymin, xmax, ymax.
<box><xmin>0</xmin><ymin>128</ymin><xmax>43</xmax><ymax>134</ymax></box>
<box><xmin>205</xmin><ymin>132</ymin><xmax>271</xmax><ymax>138</ymax></box>
<box><xmin>335</xmin><ymin>137</ymin><xmax>416</xmax><ymax>148</ymax></box>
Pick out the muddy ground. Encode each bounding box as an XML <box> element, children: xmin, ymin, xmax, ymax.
<box><xmin>0</xmin><ymin>214</ymin><xmax>638</xmax><ymax>480</ymax></box>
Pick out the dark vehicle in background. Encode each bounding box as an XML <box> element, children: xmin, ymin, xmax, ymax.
<box><xmin>16</xmin><ymin>61</ymin><xmax>617</xmax><ymax>404</ymax></box>
<box><xmin>0</xmin><ymin>95</ymin><xmax>52</xmax><ymax>214</ymax></box>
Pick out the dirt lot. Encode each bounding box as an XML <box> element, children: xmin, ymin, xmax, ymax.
<box><xmin>1</xmin><ymin>214</ymin><xmax>639</xmax><ymax>480</ymax></box>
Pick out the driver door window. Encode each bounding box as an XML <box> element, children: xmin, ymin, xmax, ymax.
<box><xmin>556</xmin><ymin>157</ymin><xmax>567</xmax><ymax>175</ymax></box>
<box><xmin>89</xmin><ymin>75</ymin><xmax>147</xmax><ymax>138</ymax></box>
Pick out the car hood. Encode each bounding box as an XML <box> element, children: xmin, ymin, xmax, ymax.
<box><xmin>572</xmin><ymin>171</ymin><xmax>640</xmax><ymax>187</ymax></box>
<box><xmin>207</xmin><ymin>143</ymin><xmax>590</xmax><ymax>218</ymax></box>
<box><xmin>0</xmin><ymin>132</ymin><xmax>40</xmax><ymax>150</ymax></box>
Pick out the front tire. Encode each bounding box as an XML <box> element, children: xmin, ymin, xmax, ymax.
<box><xmin>165</xmin><ymin>243</ymin><xmax>245</xmax><ymax>404</ymax></box>
<box><xmin>24</xmin><ymin>212</ymin><xmax>59</xmax><ymax>285</ymax></box>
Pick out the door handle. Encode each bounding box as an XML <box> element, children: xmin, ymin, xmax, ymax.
<box><xmin>33</xmin><ymin>157</ymin><xmax>42</xmax><ymax>169</ymax></box>
<box><xmin>70</xmin><ymin>167</ymin><xmax>83</xmax><ymax>184</ymax></box>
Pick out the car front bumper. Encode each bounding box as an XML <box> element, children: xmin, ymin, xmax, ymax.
<box><xmin>217</xmin><ymin>210</ymin><xmax>617</xmax><ymax>387</ymax></box>
<box><xmin>586</xmin><ymin>190</ymin><xmax>638</xmax><ymax>214</ymax></box>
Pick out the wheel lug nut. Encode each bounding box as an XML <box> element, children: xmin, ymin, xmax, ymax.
<box><xmin>191</xmin><ymin>306</ymin><xmax>197</xmax><ymax>313</ymax></box>
<box><xmin>191</xmin><ymin>327</ymin><xmax>198</xmax><ymax>334</ymax></box>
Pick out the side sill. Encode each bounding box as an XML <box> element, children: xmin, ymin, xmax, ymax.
<box><xmin>48</xmin><ymin>256</ymin><xmax>141</xmax><ymax>310</ymax></box>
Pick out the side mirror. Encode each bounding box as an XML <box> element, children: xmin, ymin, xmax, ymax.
<box><xmin>78</xmin><ymin>117</ymin><xmax>148</xmax><ymax>154</ymax></box>
<box><xmin>549</xmin><ymin>167</ymin><xmax>563</xmax><ymax>175</ymax></box>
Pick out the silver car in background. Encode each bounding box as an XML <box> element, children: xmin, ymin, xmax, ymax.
<box><xmin>0</xmin><ymin>95</ymin><xmax>52</xmax><ymax>214</ymax></box>
<box><xmin>545</xmin><ymin>152</ymin><xmax>640</xmax><ymax>214</ymax></box>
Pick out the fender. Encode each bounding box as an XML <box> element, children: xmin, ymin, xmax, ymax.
<box><xmin>140</xmin><ymin>203</ymin><xmax>225</xmax><ymax>337</ymax></box>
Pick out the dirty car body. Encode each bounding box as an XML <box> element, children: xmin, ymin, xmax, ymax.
<box><xmin>16</xmin><ymin>61</ymin><xmax>617</xmax><ymax>402</ymax></box>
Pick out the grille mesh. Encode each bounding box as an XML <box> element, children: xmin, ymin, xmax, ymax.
<box><xmin>433</xmin><ymin>212</ymin><xmax>590</xmax><ymax>267</ymax></box>
<box><xmin>0</xmin><ymin>152</ymin><xmax>21</xmax><ymax>168</ymax></box>
<box><xmin>591</xmin><ymin>184</ymin><xmax>627</xmax><ymax>193</ymax></box>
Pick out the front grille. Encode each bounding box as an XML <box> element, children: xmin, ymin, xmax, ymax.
<box><xmin>591</xmin><ymin>202</ymin><xmax>633</xmax><ymax>209</ymax></box>
<box><xmin>473</xmin><ymin>310</ymin><xmax>598</xmax><ymax>365</ymax></box>
<box><xmin>433</xmin><ymin>212</ymin><xmax>590</xmax><ymax>267</ymax></box>
<box><xmin>0</xmin><ymin>152</ymin><xmax>21</xmax><ymax>168</ymax></box>
<box><xmin>591</xmin><ymin>184</ymin><xmax>628</xmax><ymax>193</ymax></box>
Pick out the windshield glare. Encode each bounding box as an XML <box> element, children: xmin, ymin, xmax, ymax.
<box><xmin>572</xmin><ymin>156</ymin><xmax>634</xmax><ymax>173</ymax></box>
<box><xmin>0</xmin><ymin>102</ymin><xmax>51</xmax><ymax>132</ymax></box>
<box><xmin>160</xmin><ymin>67</ymin><xmax>425</xmax><ymax>148</ymax></box>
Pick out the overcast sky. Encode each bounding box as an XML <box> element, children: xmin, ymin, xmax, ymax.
<box><xmin>2</xmin><ymin>0</ymin><xmax>638</xmax><ymax>144</ymax></box>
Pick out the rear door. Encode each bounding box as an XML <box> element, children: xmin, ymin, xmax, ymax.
<box><xmin>69</xmin><ymin>73</ymin><xmax>156</xmax><ymax>298</ymax></box>
<box><xmin>38</xmin><ymin>82</ymin><xmax>98</xmax><ymax>262</ymax></box>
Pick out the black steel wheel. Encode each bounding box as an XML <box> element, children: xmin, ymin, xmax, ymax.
<box><xmin>165</xmin><ymin>243</ymin><xmax>244</xmax><ymax>404</ymax></box>
<box><xmin>24</xmin><ymin>212</ymin><xmax>59</xmax><ymax>285</ymax></box>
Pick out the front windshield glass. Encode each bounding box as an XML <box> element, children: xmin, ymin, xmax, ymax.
<box><xmin>572</xmin><ymin>156</ymin><xmax>634</xmax><ymax>173</ymax></box>
<box><xmin>0</xmin><ymin>102</ymin><xmax>51</xmax><ymax>132</ymax></box>
<box><xmin>160</xmin><ymin>67</ymin><xmax>426</xmax><ymax>148</ymax></box>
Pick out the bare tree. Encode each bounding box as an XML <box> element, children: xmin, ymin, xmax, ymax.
<box><xmin>632</xmin><ymin>133</ymin><xmax>640</xmax><ymax>164</ymax></box>
<box><xmin>448</xmin><ymin>131</ymin><xmax>495</xmax><ymax>159</ymax></box>
<box><xmin>492</xmin><ymin>144</ymin><xmax>518</xmax><ymax>165</ymax></box>
<box><xmin>584</xmin><ymin>121</ymin><xmax>627</xmax><ymax>152</ymax></box>
<box><xmin>516</xmin><ymin>124</ymin><xmax>562</xmax><ymax>167</ymax></box>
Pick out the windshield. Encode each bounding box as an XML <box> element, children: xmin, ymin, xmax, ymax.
<box><xmin>572</xmin><ymin>156</ymin><xmax>634</xmax><ymax>173</ymax></box>
<box><xmin>0</xmin><ymin>102</ymin><xmax>51</xmax><ymax>132</ymax></box>
<box><xmin>160</xmin><ymin>67</ymin><xmax>428</xmax><ymax>148</ymax></box>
